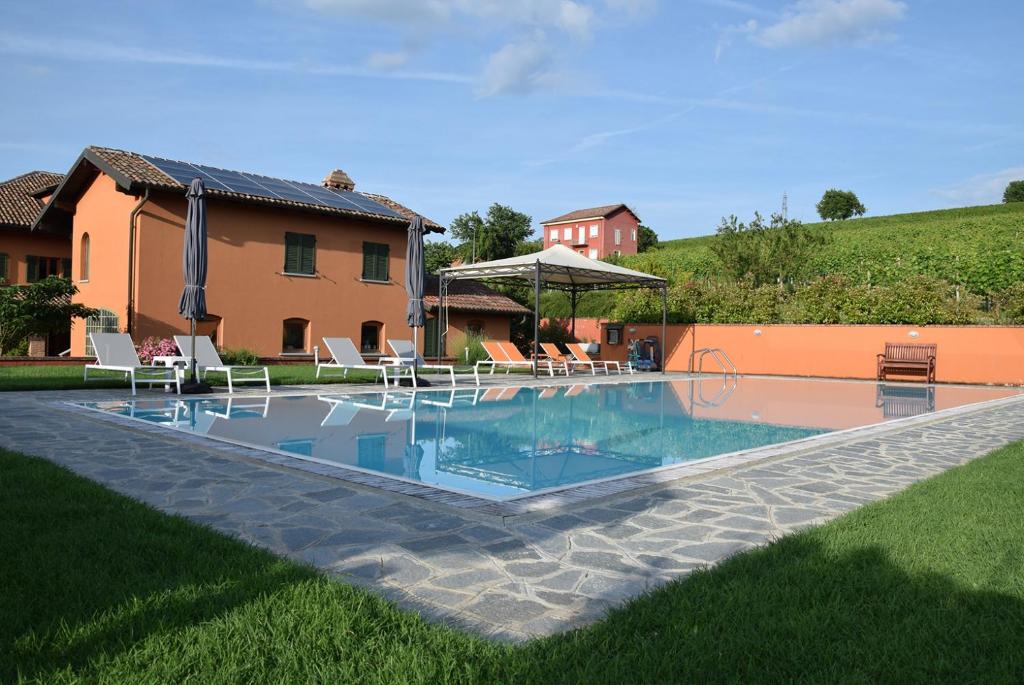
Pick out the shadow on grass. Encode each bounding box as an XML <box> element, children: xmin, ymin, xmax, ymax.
<box><xmin>3</xmin><ymin>446</ymin><xmax>1024</xmax><ymax>683</ymax></box>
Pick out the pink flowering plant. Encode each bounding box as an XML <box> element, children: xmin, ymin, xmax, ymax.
<box><xmin>137</xmin><ymin>336</ymin><xmax>178</xmax><ymax>364</ymax></box>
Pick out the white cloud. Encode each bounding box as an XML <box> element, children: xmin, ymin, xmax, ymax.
<box><xmin>697</xmin><ymin>0</ymin><xmax>776</xmax><ymax>19</ymax></box>
<box><xmin>477</xmin><ymin>32</ymin><xmax>560</xmax><ymax>96</ymax></box>
<box><xmin>753</xmin><ymin>0</ymin><xmax>907</xmax><ymax>48</ymax></box>
<box><xmin>365</xmin><ymin>50</ymin><xmax>411</xmax><ymax>70</ymax></box>
<box><xmin>0</xmin><ymin>32</ymin><xmax>471</xmax><ymax>84</ymax></box>
<box><xmin>605</xmin><ymin>0</ymin><xmax>658</xmax><ymax>17</ymax></box>
<box><xmin>931</xmin><ymin>166</ymin><xmax>1024</xmax><ymax>206</ymax></box>
<box><xmin>304</xmin><ymin>0</ymin><xmax>594</xmax><ymax>37</ymax></box>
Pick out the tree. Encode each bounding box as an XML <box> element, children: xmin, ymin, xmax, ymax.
<box><xmin>0</xmin><ymin>277</ymin><xmax>96</xmax><ymax>355</ymax></box>
<box><xmin>637</xmin><ymin>225</ymin><xmax>658</xmax><ymax>252</ymax></box>
<box><xmin>424</xmin><ymin>241</ymin><xmax>459</xmax><ymax>274</ymax></box>
<box><xmin>816</xmin><ymin>189</ymin><xmax>866</xmax><ymax>221</ymax></box>
<box><xmin>450</xmin><ymin>203</ymin><xmax>534</xmax><ymax>263</ymax></box>
<box><xmin>1003</xmin><ymin>180</ymin><xmax>1024</xmax><ymax>203</ymax></box>
<box><xmin>711</xmin><ymin>211</ymin><xmax>828</xmax><ymax>287</ymax></box>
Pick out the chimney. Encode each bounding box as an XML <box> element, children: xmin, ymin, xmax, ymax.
<box><xmin>322</xmin><ymin>169</ymin><xmax>355</xmax><ymax>192</ymax></box>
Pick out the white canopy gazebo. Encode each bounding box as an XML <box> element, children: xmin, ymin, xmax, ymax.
<box><xmin>437</xmin><ymin>244</ymin><xmax>668</xmax><ymax>376</ymax></box>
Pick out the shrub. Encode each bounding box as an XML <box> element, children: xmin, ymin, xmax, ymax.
<box><xmin>137</xmin><ymin>337</ymin><xmax>178</xmax><ymax>364</ymax></box>
<box><xmin>450</xmin><ymin>330</ymin><xmax>488</xmax><ymax>366</ymax></box>
<box><xmin>994</xmin><ymin>282</ymin><xmax>1024</xmax><ymax>324</ymax></box>
<box><xmin>538</xmin><ymin>318</ymin><xmax>576</xmax><ymax>344</ymax></box>
<box><xmin>220</xmin><ymin>347</ymin><xmax>259</xmax><ymax>366</ymax></box>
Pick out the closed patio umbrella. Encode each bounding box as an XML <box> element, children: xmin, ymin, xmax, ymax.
<box><xmin>404</xmin><ymin>215</ymin><xmax>428</xmax><ymax>387</ymax></box>
<box><xmin>178</xmin><ymin>177</ymin><xmax>212</xmax><ymax>394</ymax></box>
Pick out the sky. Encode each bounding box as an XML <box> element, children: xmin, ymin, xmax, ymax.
<box><xmin>1</xmin><ymin>0</ymin><xmax>1022</xmax><ymax>240</ymax></box>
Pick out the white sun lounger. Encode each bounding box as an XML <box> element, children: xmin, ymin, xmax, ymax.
<box><xmin>386</xmin><ymin>339</ymin><xmax>456</xmax><ymax>387</ymax></box>
<box><xmin>317</xmin><ymin>337</ymin><xmax>396</xmax><ymax>387</ymax></box>
<box><xmin>174</xmin><ymin>335</ymin><xmax>271</xmax><ymax>393</ymax></box>
<box><xmin>84</xmin><ymin>333</ymin><xmax>181</xmax><ymax>395</ymax></box>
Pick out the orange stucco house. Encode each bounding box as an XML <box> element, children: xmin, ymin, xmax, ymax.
<box><xmin>32</xmin><ymin>146</ymin><xmax>526</xmax><ymax>359</ymax></box>
<box><xmin>1</xmin><ymin>171</ymin><xmax>69</xmax><ymax>286</ymax></box>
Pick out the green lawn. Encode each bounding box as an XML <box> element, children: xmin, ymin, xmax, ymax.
<box><xmin>0</xmin><ymin>364</ymin><xmax>462</xmax><ymax>392</ymax></box>
<box><xmin>3</xmin><ymin>443</ymin><xmax>1023</xmax><ymax>683</ymax></box>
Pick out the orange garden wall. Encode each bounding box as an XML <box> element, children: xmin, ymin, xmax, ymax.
<box><xmin>598</xmin><ymin>323</ymin><xmax>1024</xmax><ymax>386</ymax></box>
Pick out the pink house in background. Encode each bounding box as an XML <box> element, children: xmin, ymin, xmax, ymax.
<box><xmin>541</xmin><ymin>203</ymin><xmax>640</xmax><ymax>259</ymax></box>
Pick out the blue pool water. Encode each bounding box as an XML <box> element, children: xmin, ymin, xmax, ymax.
<box><xmin>77</xmin><ymin>378</ymin><xmax>1017</xmax><ymax>500</ymax></box>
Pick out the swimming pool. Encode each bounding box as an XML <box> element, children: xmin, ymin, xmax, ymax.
<box><xmin>76</xmin><ymin>377</ymin><xmax>1019</xmax><ymax>501</ymax></box>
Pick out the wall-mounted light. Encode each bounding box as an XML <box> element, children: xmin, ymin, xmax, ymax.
<box><xmin>753</xmin><ymin>329</ymin><xmax>762</xmax><ymax>336</ymax></box>
<box><xmin>628</xmin><ymin>327</ymin><xmax>637</xmax><ymax>334</ymax></box>
<box><xmin>908</xmin><ymin>330</ymin><xmax>920</xmax><ymax>338</ymax></box>
<box><xmin>751</xmin><ymin>411</ymin><xmax>761</xmax><ymax>421</ymax></box>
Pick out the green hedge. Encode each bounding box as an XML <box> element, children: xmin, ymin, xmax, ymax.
<box><xmin>612</xmin><ymin>274</ymin><xmax>1019</xmax><ymax>326</ymax></box>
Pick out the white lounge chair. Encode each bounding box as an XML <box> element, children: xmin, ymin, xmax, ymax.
<box><xmin>386</xmin><ymin>339</ymin><xmax>456</xmax><ymax>387</ymax></box>
<box><xmin>317</xmin><ymin>337</ymin><xmax>395</xmax><ymax>387</ymax></box>
<box><xmin>174</xmin><ymin>335</ymin><xmax>271</xmax><ymax>393</ymax></box>
<box><xmin>85</xmin><ymin>333</ymin><xmax>181</xmax><ymax>395</ymax></box>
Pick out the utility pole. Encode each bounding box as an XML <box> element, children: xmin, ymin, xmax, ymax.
<box><xmin>781</xmin><ymin>192</ymin><xmax>788</xmax><ymax>221</ymax></box>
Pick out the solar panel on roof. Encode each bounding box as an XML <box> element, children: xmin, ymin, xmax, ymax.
<box><xmin>140</xmin><ymin>154</ymin><xmax>402</xmax><ymax>219</ymax></box>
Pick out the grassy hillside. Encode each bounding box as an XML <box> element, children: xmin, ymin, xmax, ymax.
<box><xmin>646</xmin><ymin>203</ymin><xmax>1024</xmax><ymax>295</ymax></box>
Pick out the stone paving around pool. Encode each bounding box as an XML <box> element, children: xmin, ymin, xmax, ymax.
<box><xmin>2</xmin><ymin>377</ymin><xmax>1023</xmax><ymax>641</ymax></box>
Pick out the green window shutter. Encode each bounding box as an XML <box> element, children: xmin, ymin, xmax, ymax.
<box><xmin>285</xmin><ymin>233</ymin><xmax>316</xmax><ymax>275</ymax></box>
<box><xmin>62</xmin><ymin>258</ymin><xmax>72</xmax><ymax>278</ymax></box>
<box><xmin>284</xmin><ymin>233</ymin><xmax>300</xmax><ymax>273</ymax></box>
<box><xmin>362</xmin><ymin>242</ymin><xmax>389</xmax><ymax>281</ymax></box>
<box><xmin>0</xmin><ymin>253</ymin><xmax>7</xmax><ymax>283</ymax></box>
<box><xmin>26</xmin><ymin>255</ymin><xmax>39</xmax><ymax>283</ymax></box>
<box><xmin>300</xmin><ymin>234</ymin><xmax>316</xmax><ymax>275</ymax></box>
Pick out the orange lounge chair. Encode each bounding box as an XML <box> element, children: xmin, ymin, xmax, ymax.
<box><xmin>542</xmin><ymin>342</ymin><xmax>594</xmax><ymax>375</ymax></box>
<box><xmin>474</xmin><ymin>340</ymin><xmax>536</xmax><ymax>384</ymax></box>
<box><xmin>499</xmin><ymin>341</ymin><xmax>565</xmax><ymax>377</ymax></box>
<box><xmin>566</xmin><ymin>343</ymin><xmax>625</xmax><ymax>375</ymax></box>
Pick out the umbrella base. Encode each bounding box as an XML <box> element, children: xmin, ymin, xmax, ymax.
<box><xmin>180</xmin><ymin>380</ymin><xmax>214</xmax><ymax>395</ymax></box>
<box><xmin>399</xmin><ymin>376</ymin><xmax>431</xmax><ymax>388</ymax></box>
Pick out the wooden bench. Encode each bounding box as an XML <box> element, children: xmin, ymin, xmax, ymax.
<box><xmin>876</xmin><ymin>343</ymin><xmax>937</xmax><ymax>383</ymax></box>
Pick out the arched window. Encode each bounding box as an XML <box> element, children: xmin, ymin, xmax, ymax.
<box><xmin>282</xmin><ymin>318</ymin><xmax>309</xmax><ymax>353</ymax></box>
<box><xmin>80</xmin><ymin>233</ymin><xmax>90</xmax><ymax>281</ymax></box>
<box><xmin>360</xmin><ymin>321</ymin><xmax>382</xmax><ymax>354</ymax></box>
<box><xmin>84</xmin><ymin>308</ymin><xmax>119</xmax><ymax>356</ymax></box>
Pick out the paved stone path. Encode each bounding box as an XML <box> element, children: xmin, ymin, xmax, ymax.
<box><xmin>2</xmin><ymin>380</ymin><xmax>1022</xmax><ymax>641</ymax></box>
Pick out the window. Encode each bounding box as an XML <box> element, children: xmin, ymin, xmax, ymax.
<box><xmin>284</xmin><ymin>232</ymin><xmax>316</xmax><ymax>276</ymax></box>
<box><xmin>549</xmin><ymin>228</ymin><xmax>559</xmax><ymax>241</ymax></box>
<box><xmin>577</xmin><ymin>226</ymin><xmax>585</xmax><ymax>244</ymax></box>
<box><xmin>26</xmin><ymin>256</ymin><xmax>70</xmax><ymax>282</ymax></box>
<box><xmin>361</xmin><ymin>242</ymin><xmax>390</xmax><ymax>282</ymax></box>
<box><xmin>0</xmin><ymin>253</ymin><xmax>8</xmax><ymax>284</ymax></box>
<box><xmin>614</xmin><ymin>229</ymin><xmax>622</xmax><ymax>246</ymax></box>
<box><xmin>466</xmin><ymin>319</ymin><xmax>484</xmax><ymax>335</ymax></box>
<box><xmin>562</xmin><ymin>226</ymin><xmax>572</xmax><ymax>241</ymax></box>
<box><xmin>360</xmin><ymin>321</ymin><xmax>382</xmax><ymax>353</ymax></box>
<box><xmin>607</xmin><ymin>325</ymin><xmax>623</xmax><ymax>345</ymax></box>
<box><xmin>80</xmin><ymin>233</ymin><xmax>90</xmax><ymax>281</ymax></box>
<box><xmin>588</xmin><ymin>248</ymin><xmax>598</xmax><ymax>259</ymax></box>
<box><xmin>631</xmin><ymin>228</ymin><xmax>637</xmax><ymax>242</ymax></box>
<box><xmin>357</xmin><ymin>434</ymin><xmax>388</xmax><ymax>470</ymax></box>
<box><xmin>277</xmin><ymin>439</ymin><xmax>313</xmax><ymax>456</ymax></box>
<box><xmin>282</xmin><ymin>318</ymin><xmax>308</xmax><ymax>353</ymax></box>
<box><xmin>84</xmin><ymin>309</ymin><xmax>119</xmax><ymax>356</ymax></box>
<box><xmin>589</xmin><ymin>224</ymin><xmax>599</xmax><ymax>237</ymax></box>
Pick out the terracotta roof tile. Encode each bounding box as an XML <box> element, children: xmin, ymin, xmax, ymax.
<box><xmin>362</xmin><ymin>193</ymin><xmax>444</xmax><ymax>231</ymax></box>
<box><xmin>0</xmin><ymin>171</ymin><xmax>63</xmax><ymax>229</ymax></box>
<box><xmin>424</xmin><ymin>275</ymin><xmax>531</xmax><ymax>315</ymax></box>
<box><xmin>541</xmin><ymin>203</ymin><xmax>637</xmax><ymax>225</ymax></box>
